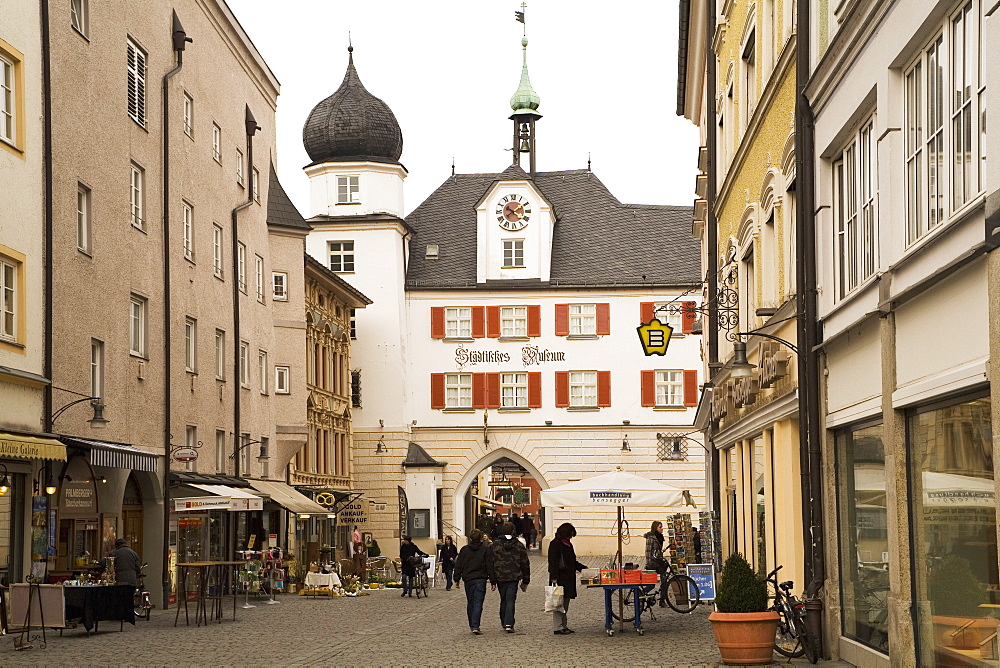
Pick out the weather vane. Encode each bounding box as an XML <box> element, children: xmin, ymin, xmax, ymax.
<box><xmin>515</xmin><ymin>3</ymin><xmax>526</xmax><ymax>35</ymax></box>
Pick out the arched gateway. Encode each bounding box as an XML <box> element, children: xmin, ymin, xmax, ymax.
<box><xmin>452</xmin><ymin>448</ymin><xmax>550</xmax><ymax>540</ymax></box>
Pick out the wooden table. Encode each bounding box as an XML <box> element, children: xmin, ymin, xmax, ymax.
<box><xmin>174</xmin><ymin>561</ymin><xmax>244</xmax><ymax>627</ymax></box>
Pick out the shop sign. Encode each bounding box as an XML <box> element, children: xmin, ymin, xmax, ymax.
<box><xmin>315</xmin><ymin>492</ymin><xmax>338</xmax><ymax>507</ymax></box>
<box><xmin>340</xmin><ymin>500</ymin><xmax>368</xmax><ymax>525</ymax></box>
<box><xmin>520</xmin><ymin>345</ymin><xmax>566</xmax><ymax>366</ymax></box>
<box><xmin>686</xmin><ymin>564</ymin><xmax>716</xmax><ymax>601</ymax></box>
<box><xmin>178</xmin><ymin>517</ymin><xmax>204</xmax><ymax>527</ymax></box>
<box><xmin>172</xmin><ymin>447</ymin><xmax>199</xmax><ymax>463</ymax></box>
<box><xmin>758</xmin><ymin>342</ymin><xmax>789</xmax><ymax>388</ymax></box>
<box><xmin>0</xmin><ymin>434</ymin><xmax>66</xmax><ymax>461</ymax></box>
<box><xmin>60</xmin><ymin>457</ymin><xmax>98</xmax><ymax>517</ymax></box>
<box><xmin>636</xmin><ymin>319</ymin><xmax>673</xmax><ymax>356</ymax></box>
<box><xmin>454</xmin><ymin>344</ymin><xmax>568</xmax><ymax>370</ymax></box>
<box><xmin>589</xmin><ymin>491</ymin><xmax>632</xmax><ymax>504</ymax></box>
<box><xmin>732</xmin><ymin>375</ymin><xmax>760</xmax><ymax>408</ymax></box>
<box><xmin>174</xmin><ymin>496</ymin><xmax>232</xmax><ymax>511</ymax></box>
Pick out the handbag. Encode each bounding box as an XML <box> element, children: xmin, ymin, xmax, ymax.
<box><xmin>544</xmin><ymin>584</ymin><xmax>565</xmax><ymax>613</ymax></box>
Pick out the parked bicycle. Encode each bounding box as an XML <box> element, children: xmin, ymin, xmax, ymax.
<box><xmin>610</xmin><ymin>560</ymin><xmax>700</xmax><ymax>623</ymax></box>
<box><xmin>133</xmin><ymin>563</ymin><xmax>152</xmax><ymax>621</ymax></box>
<box><xmin>409</xmin><ymin>556</ymin><xmax>429</xmax><ymax>599</ymax></box>
<box><xmin>766</xmin><ymin>565</ymin><xmax>818</xmax><ymax>664</ymax></box>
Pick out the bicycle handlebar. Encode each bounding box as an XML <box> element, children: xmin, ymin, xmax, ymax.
<box><xmin>764</xmin><ymin>565</ymin><xmax>783</xmax><ymax>581</ymax></box>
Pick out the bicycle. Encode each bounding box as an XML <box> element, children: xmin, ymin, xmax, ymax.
<box><xmin>766</xmin><ymin>565</ymin><xmax>818</xmax><ymax>664</ymax></box>
<box><xmin>610</xmin><ymin>561</ymin><xmax>700</xmax><ymax>623</ymax></box>
<box><xmin>133</xmin><ymin>563</ymin><xmax>152</xmax><ymax>621</ymax></box>
<box><xmin>409</xmin><ymin>556</ymin><xmax>429</xmax><ymax>599</ymax></box>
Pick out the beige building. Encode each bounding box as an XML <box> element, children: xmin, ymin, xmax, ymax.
<box><xmin>45</xmin><ymin>1</ymin><xmax>306</xmax><ymax>606</ymax></box>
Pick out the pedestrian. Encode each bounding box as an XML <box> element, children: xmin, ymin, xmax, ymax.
<box><xmin>107</xmin><ymin>538</ymin><xmax>141</xmax><ymax>586</ymax></box>
<box><xmin>353</xmin><ymin>539</ymin><xmax>368</xmax><ymax>583</ymax></box>
<box><xmin>489</xmin><ymin>521</ymin><xmax>530</xmax><ymax>633</ymax></box>
<box><xmin>644</xmin><ymin>521</ymin><xmax>669</xmax><ymax>608</ymax></box>
<box><xmin>438</xmin><ymin>535</ymin><xmax>458</xmax><ymax>590</ymax></box>
<box><xmin>454</xmin><ymin>528</ymin><xmax>494</xmax><ymax>635</ymax></box>
<box><xmin>477</xmin><ymin>512</ymin><xmax>492</xmax><ymax>535</ymax></box>
<box><xmin>489</xmin><ymin>515</ymin><xmax>504</xmax><ymax>541</ymax></box>
<box><xmin>366</xmin><ymin>535</ymin><xmax>381</xmax><ymax>558</ymax></box>
<box><xmin>522</xmin><ymin>513</ymin><xmax>535</xmax><ymax>548</ymax></box>
<box><xmin>693</xmin><ymin>528</ymin><xmax>703</xmax><ymax>563</ymax></box>
<box><xmin>510</xmin><ymin>512</ymin><xmax>523</xmax><ymax>538</ymax></box>
<box><xmin>548</xmin><ymin>522</ymin><xmax>587</xmax><ymax>634</ymax></box>
<box><xmin>353</xmin><ymin>525</ymin><xmax>362</xmax><ymax>549</ymax></box>
<box><xmin>399</xmin><ymin>535</ymin><xmax>427</xmax><ymax>597</ymax></box>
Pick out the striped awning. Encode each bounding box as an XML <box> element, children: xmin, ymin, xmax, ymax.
<box><xmin>0</xmin><ymin>432</ymin><xmax>66</xmax><ymax>461</ymax></box>
<box><xmin>60</xmin><ymin>437</ymin><xmax>159</xmax><ymax>472</ymax></box>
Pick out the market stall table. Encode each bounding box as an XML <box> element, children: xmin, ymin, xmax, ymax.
<box><xmin>174</xmin><ymin>561</ymin><xmax>244</xmax><ymax>627</ymax></box>
<box><xmin>588</xmin><ymin>583</ymin><xmax>647</xmax><ymax>636</ymax></box>
<box><xmin>303</xmin><ymin>572</ymin><xmax>341</xmax><ymax>598</ymax></box>
<box><xmin>62</xmin><ymin>584</ymin><xmax>135</xmax><ymax>635</ymax></box>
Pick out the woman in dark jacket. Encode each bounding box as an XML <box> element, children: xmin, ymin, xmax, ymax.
<box><xmin>547</xmin><ymin>522</ymin><xmax>587</xmax><ymax>634</ymax></box>
<box><xmin>438</xmin><ymin>535</ymin><xmax>458</xmax><ymax>590</ymax></box>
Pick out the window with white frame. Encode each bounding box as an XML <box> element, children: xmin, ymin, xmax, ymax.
<box><xmin>77</xmin><ymin>184</ymin><xmax>91</xmax><ymax>254</ymax></box>
<box><xmin>182</xmin><ymin>202</ymin><xmax>194</xmax><ymax>261</ymax></box>
<box><xmin>500</xmin><ymin>306</ymin><xmax>527</xmax><ymax>337</ymax></box>
<box><xmin>445</xmin><ymin>307</ymin><xmax>472</xmax><ymax>338</ymax></box>
<box><xmin>216</xmin><ymin>429</ymin><xmax>226</xmax><ymax>473</ymax></box>
<box><xmin>215</xmin><ymin>329</ymin><xmax>225</xmax><ymax>379</ymax></box>
<box><xmin>569</xmin><ymin>303</ymin><xmax>596</xmax><ymax>335</ymax></box>
<box><xmin>275</xmin><ymin>365</ymin><xmax>290</xmax><ymax>394</ymax></box>
<box><xmin>655</xmin><ymin>370</ymin><xmax>684</xmax><ymax>406</ymax></box>
<box><xmin>445</xmin><ymin>373</ymin><xmax>472</xmax><ymax>408</ymax></box>
<box><xmin>501</xmin><ymin>372</ymin><xmax>528</xmax><ymax>408</ymax></box>
<box><xmin>337</xmin><ymin>175</ymin><xmax>360</xmax><ymax>203</ymax></box>
<box><xmin>741</xmin><ymin>31</ymin><xmax>756</xmax><ymax>133</ymax></box>
<box><xmin>185</xmin><ymin>425</ymin><xmax>197</xmax><ymax>471</ymax></box>
<box><xmin>328</xmin><ymin>241</ymin><xmax>354</xmax><ymax>272</ymax></box>
<box><xmin>834</xmin><ymin>116</ymin><xmax>876</xmax><ymax>298</ymax></box>
<box><xmin>502</xmin><ymin>240</ymin><xmax>524</xmax><ymax>268</ymax></box>
<box><xmin>184</xmin><ymin>317</ymin><xmax>197</xmax><ymax>372</ymax></box>
<box><xmin>569</xmin><ymin>371</ymin><xmax>597</xmax><ymax>407</ymax></box>
<box><xmin>740</xmin><ymin>244</ymin><xmax>757</xmax><ymax>331</ymax></box>
<box><xmin>212</xmin><ymin>224</ymin><xmax>223</xmax><ymax>277</ymax></box>
<box><xmin>272</xmin><ymin>272</ymin><xmax>287</xmax><ymax>300</ymax></box>
<box><xmin>653</xmin><ymin>302</ymin><xmax>684</xmax><ymax>331</ymax></box>
<box><xmin>236</xmin><ymin>149</ymin><xmax>244</xmax><ymax>186</ymax></box>
<box><xmin>255</xmin><ymin>255</ymin><xmax>264</xmax><ymax>302</ymax></box>
<box><xmin>90</xmin><ymin>338</ymin><xmax>104</xmax><ymax>399</ymax></box>
<box><xmin>130</xmin><ymin>163</ymin><xmax>144</xmax><ymax>229</ymax></box>
<box><xmin>258</xmin><ymin>350</ymin><xmax>268</xmax><ymax>394</ymax></box>
<box><xmin>0</xmin><ymin>53</ymin><xmax>16</xmax><ymax>145</ymax></box>
<box><xmin>350</xmin><ymin>308</ymin><xmax>357</xmax><ymax>339</ymax></box>
<box><xmin>212</xmin><ymin>123</ymin><xmax>221</xmax><ymax>162</ymax></box>
<box><xmin>127</xmin><ymin>39</ymin><xmax>146</xmax><ymax>127</ymax></box>
<box><xmin>239</xmin><ymin>341</ymin><xmax>249</xmax><ymax>387</ymax></box>
<box><xmin>129</xmin><ymin>294</ymin><xmax>146</xmax><ymax>357</ymax></box>
<box><xmin>239</xmin><ymin>432</ymin><xmax>250</xmax><ymax>473</ymax></box>
<box><xmin>71</xmin><ymin>0</ymin><xmax>89</xmax><ymax>37</ymax></box>
<box><xmin>251</xmin><ymin>168</ymin><xmax>259</xmax><ymax>203</ymax></box>
<box><xmin>904</xmin><ymin>1</ymin><xmax>986</xmax><ymax>245</ymax></box>
<box><xmin>1</xmin><ymin>256</ymin><xmax>18</xmax><ymax>342</ymax></box>
<box><xmin>182</xmin><ymin>93</ymin><xmax>193</xmax><ymax>137</ymax></box>
<box><xmin>237</xmin><ymin>242</ymin><xmax>246</xmax><ymax>293</ymax></box>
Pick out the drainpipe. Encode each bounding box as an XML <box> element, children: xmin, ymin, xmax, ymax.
<box><xmin>232</xmin><ymin>106</ymin><xmax>260</xmax><ymax>478</ymax></box>
<box><xmin>41</xmin><ymin>0</ymin><xmax>53</xmax><ymax>433</ymax></box>
<box><xmin>705</xmin><ymin>0</ymin><xmax>721</xmax><ymax>517</ymax></box>
<box><xmin>161</xmin><ymin>11</ymin><xmax>192</xmax><ymax>610</ymax></box>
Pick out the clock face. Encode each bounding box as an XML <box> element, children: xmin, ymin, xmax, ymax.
<box><xmin>495</xmin><ymin>194</ymin><xmax>531</xmax><ymax>231</ymax></box>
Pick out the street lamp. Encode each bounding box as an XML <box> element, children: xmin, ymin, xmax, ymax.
<box><xmin>730</xmin><ymin>331</ymin><xmax>800</xmax><ymax>378</ymax></box>
<box><xmin>51</xmin><ymin>395</ymin><xmax>108</xmax><ymax>429</ymax></box>
<box><xmin>34</xmin><ymin>464</ymin><xmax>57</xmax><ymax>496</ymax></box>
<box><xmin>657</xmin><ymin>432</ymin><xmax>711</xmax><ymax>462</ymax></box>
<box><xmin>0</xmin><ymin>464</ymin><xmax>10</xmax><ymax>496</ymax></box>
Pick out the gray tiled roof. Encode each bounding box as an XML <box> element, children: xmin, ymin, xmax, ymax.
<box><xmin>304</xmin><ymin>253</ymin><xmax>373</xmax><ymax>307</ymax></box>
<box><xmin>405</xmin><ymin>167</ymin><xmax>699</xmax><ymax>289</ymax></box>
<box><xmin>266</xmin><ymin>163</ymin><xmax>311</xmax><ymax>231</ymax></box>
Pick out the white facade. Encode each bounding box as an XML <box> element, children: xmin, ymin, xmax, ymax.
<box><xmin>305</xmin><ymin>161</ymin><xmax>406</xmax><ymax>219</ymax></box>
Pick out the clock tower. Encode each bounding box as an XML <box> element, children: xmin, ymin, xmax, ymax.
<box><xmin>509</xmin><ymin>35</ymin><xmax>542</xmax><ymax>176</ymax></box>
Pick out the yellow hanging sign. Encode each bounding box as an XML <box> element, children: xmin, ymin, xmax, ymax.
<box><xmin>636</xmin><ymin>319</ymin><xmax>673</xmax><ymax>356</ymax></box>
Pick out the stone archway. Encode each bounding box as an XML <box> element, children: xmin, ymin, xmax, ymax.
<box><xmin>453</xmin><ymin>447</ymin><xmax>550</xmax><ymax>540</ymax></box>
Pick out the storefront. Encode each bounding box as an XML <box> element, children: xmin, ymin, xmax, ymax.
<box><xmin>247</xmin><ymin>480</ymin><xmax>328</xmax><ymax>565</ymax></box>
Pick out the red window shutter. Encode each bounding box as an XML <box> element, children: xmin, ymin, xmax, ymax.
<box><xmin>471</xmin><ymin>306</ymin><xmax>485</xmax><ymax>338</ymax></box>
<box><xmin>641</xmin><ymin>370</ymin><xmax>656</xmax><ymax>407</ymax></box>
<box><xmin>472</xmin><ymin>373</ymin><xmax>487</xmax><ymax>409</ymax></box>
<box><xmin>596</xmin><ymin>303</ymin><xmax>611</xmax><ymax>335</ymax></box>
<box><xmin>486</xmin><ymin>372</ymin><xmax>501</xmax><ymax>408</ymax></box>
<box><xmin>555</xmin><ymin>371</ymin><xmax>570</xmax><ymax>407</ymax></box>
<box><xmin>486</xmin><ymin>306</ymin><xmax>501</xmax><ymax>338</ymax></box>
<box><xmin>640</xmin><ymin>302</ymin><xmax>655</xmax><ymax>323</ymax></box>
<box><xmin>682</xmin><ymin>301</ymin><xmax>698</xmax><ymax>334</ymax></box>
<box><xmin>597</xmin><ymin>370</ymin><xmax>612</xmax><ymax>407</ymax></box>
<box><xmin>527</xmin><ymin>305</ymin><xmax>541</xmax><ymax>337</ymax></box>
<box><xmin>528</xmin><ymin>372</ymin><xmax>542</xmax><ymax>408</ymax></box>
<box><xmin>683</xmin><ymin>369</ymin><xmax>699</xmax><ymax>406</ymax></box>
<box><xmin>554</xmin><ymin>304</ymin><xmax>570</xmax><ymax>336</ymax></box>
<box><xmin>430</xmin><ymin>373</ymin><xmax>446</xmax><ymax>409</ymax></box>
<box><xmin>430</xmin><ymin>307</ymin><xmax>445</xmax><ymax>339</ymax></box>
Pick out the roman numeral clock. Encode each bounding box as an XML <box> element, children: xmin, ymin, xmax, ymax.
<box><xmin>496</xmin><ymin>194</ymin><xmax>531</xmax><ymax>231</ymax></box>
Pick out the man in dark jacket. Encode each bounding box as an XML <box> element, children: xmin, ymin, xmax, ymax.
<box><xmin>399</xmin><ymin>535</ymin><xmax>427</xmax><ymax>597</ymax></box>
<box><xmin>489</xmin><ymin>522</ymin><xmax>530</xmax><ymax>632</ymax></box>
<box><xmin>489</xmin><ymin>515</ymin><xmax>504</xmax><ymax>541</ymax></box>
<box><xmin>108</xmin><ymin>538</ymin><xmax>141</xmax><ymax>586</ymax></box>
<box><xmin>454</xmin><ymin>529</ymin><xmax>494</xmax><ymax>634</ymax></box>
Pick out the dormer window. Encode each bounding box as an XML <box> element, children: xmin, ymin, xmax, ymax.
<box><xmin>425</xmin><ymin>244</ymin><xmax>439</xmax><ymax>259</ymax></box>
<box><xmin>502</xmin><ymin>239</ymin><xmax>524</xmax><ymax>268</ymax></box>
<box><xmin>337</xmin><ymin>175</ymin><xmax>360</xmax><ymax>204</ymax></box>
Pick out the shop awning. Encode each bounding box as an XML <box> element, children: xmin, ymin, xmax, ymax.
<box><xmin>248</xmin><ymin>479</ymin><xmax>328</xmax><ymax>515</ymax></box>
<box><xmin>472</xmin><ymin>494</ymin><xmax>501</xmax><ymax>507</ymax></box>
<box><xmin>174</xmin><ymin>484</ymin><xmax>263</xmax><ymax>512</ymax></box>
<box><xmin>61</xmin><ymin>436</ymin><xmax>158</xmax><ymax>472</ymax></box>
<box><xmin>0</xmin><ymin>432</ymin><xmax>66</xmax><ymax>461</ymax></box>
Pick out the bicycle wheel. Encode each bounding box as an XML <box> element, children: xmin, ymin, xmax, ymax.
<box><xmin>133</xmin><ymin>591</ymin><xmax>145</xmax><ymax>619</ymax></box>
<box><xmin>609</xmin><ymin>588</ymin><xmax>637</xmax><ymax>623</ymax></box>
<box><xmin>774</xmin><ymin>608</ymin><xmax>806</xmax><ymax>658</ymax></box>
<box><xmin>793</xmin><ymin>615</ymin><xmax>819</xmax><ymax>664</ymax></box>
<box><xmin>664</xmin><ymin>574</ymin><xmax>700</xmax><ymax>613</ymax></box>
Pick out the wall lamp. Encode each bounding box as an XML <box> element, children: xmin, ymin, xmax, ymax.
<box><xmin>229</xmin><ymin>439</ymin><xmax>268</xmax><ymax>462</ymax></box>
<box><xmin>657</xmin><ymin>432</ymin><xmax>710</xmax><ymax>462</ymax></box>
<box><xmin>0</xmin><ymin>464</ymin><xmax>10</xmax><ymax>496</ymax></box>
<box><xmin>51</xmin><ymin>387</ymin><xmax>109</xmax><ymax>429</ymax></box>
<box><xmin>731</xmin><ymin>331</ymin><xmax>800</xmax><ymax>378</ymax></box>
<box><xmin>34</xmin><ymin>464</ymin><xmax>58</xmax><ymax>495</ymax></box>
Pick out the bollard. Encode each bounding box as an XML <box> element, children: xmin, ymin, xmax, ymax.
<box><xmin>804</xmin><ymin>597</ymin><xmax>825</xmax><ymax>658</ymax></box>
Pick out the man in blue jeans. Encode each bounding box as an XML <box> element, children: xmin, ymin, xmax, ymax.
<box><xmin>453</xmin><ymin>528</ymin><xmax>494</xmax><ymax>634</ymax></box>
<box><xmin>489</xmin><ymin>522</ymin><xmax>531</xmax><ymax>633</ymax></box>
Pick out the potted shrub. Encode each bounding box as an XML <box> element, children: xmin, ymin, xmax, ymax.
<box><xmin>929</xmin><ymin>555</ymin><xmax>993</xmax><ymax>649</ymax></box>
<box><xmin>709</xmin><ymin>552</ymin><xmax>779</xmax><ymax>665</ymax></box>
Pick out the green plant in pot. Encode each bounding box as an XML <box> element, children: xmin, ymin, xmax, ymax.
<box><xmin>708</xmin><ymin>552</ymin><xmax>780</xmax><ymax>665</ymax></box>
<box><xmin>928</xmin><ymin>555</ymin><xmax>991</xmax><ymax>649</ymax></box>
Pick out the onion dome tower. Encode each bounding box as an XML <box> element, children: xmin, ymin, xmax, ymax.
<box><xmin>302</xmin><ymin>46</ymin><xmax>406</xmax><ymax>218</ymax></box>
<box><xmin>510</xmin><ymin>36</ymin><xmax>541</xmax><ymax>176</ymax></box>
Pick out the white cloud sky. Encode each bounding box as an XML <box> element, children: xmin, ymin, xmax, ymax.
<box><xmin>227</xmin><ymin>0</ymin><xmax>699</xmax><ymax>216</ymax></box>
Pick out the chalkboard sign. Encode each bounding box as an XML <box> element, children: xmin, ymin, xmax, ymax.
<box><xmin>686</xmin><ymin>563</ymin><xmax>716</xmax><ymax>601</ymax></box>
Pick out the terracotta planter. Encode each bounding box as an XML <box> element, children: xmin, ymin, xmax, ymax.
<box><xmin>932</xmin><ymin>615</ymin><xmax>999</xmax><ymax>650</ymax></box>
<box><xmin>709</xmin><ymin>610</ymin><xmax>780</xmax><ymax>665</ymax></box>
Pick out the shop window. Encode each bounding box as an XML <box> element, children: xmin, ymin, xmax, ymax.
<box><xmin>836</xmin><ymin>419</ymin><xmax>890</xmax><ymax>653</ymax></box>
<box><xmin>908</xmin><ymin>392</ymin><xmax>995</xmax><ymax>665</ymax></box>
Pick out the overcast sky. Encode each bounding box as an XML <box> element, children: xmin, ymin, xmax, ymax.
<box><xmin>227</xmin><ymin>0</ymin><xmax>699</xmax><ymax>217</ymax></box>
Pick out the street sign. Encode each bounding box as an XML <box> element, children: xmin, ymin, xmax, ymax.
<box><xmin>488</xmin><ymin>480</ymin><xmax>513</xmax><ymax>487</ymax></box>
<box><xmin>686</xmin><ymin>563</ymin><xmax>716</xmax><ymax>601</ymax></box>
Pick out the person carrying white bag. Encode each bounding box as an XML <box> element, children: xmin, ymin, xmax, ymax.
<box><xmin>547</xmin><ymin>522</ymin><xmax>587</xmax><ymax>634</ymax></box>
<box><xmin>544</xmin><ymin>584</ymin><xmax>564</xmax><ymax>612</ymax></box>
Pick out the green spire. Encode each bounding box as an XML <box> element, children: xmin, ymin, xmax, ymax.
<box><xmin>509</xmin><ymin>37</ymin><xmax>541</xmax><ymax>116</ymax></box>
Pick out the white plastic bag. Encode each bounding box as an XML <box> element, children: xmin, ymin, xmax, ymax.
<box><xmin>544</xmin><ymin>584</ymin><xmax>565</xmax><ymax>613</ymax></box>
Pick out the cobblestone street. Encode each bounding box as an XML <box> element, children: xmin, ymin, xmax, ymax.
<box><xmin>2</xmin><ymin>555</ymin><xmax>854</xmax><ymax>667</ymax></box>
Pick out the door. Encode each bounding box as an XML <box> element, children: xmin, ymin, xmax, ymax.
<box><xmin>122</xmin><ymin>507</ymin><xmax>143</xmax><ymax>562</ymax></box>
